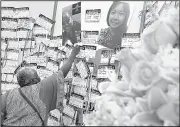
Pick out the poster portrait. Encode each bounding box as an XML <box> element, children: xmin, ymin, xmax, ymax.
<box><xmin>81</xmin><ymin>1</ymin><xmax>145</xmax><ymax>49</ymax></box>
<box><xmin>62</xmin><ymin>2</ymin><xmax>81</xmax><ymax>46</ymax></box>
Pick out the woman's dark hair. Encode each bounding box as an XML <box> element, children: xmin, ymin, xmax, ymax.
<box><xmin>17</xmin><ymin>68</ymin><xmax>41</xmax><ymax>87</ymax></box>
<box><xmin>106</xmin><ymin>1</ymin><xmax>130</xmax><ymax>33</ymax></box>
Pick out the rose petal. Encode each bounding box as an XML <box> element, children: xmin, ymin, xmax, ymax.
<box><xmin>116</xmin><ymin>116</ymin><xmax>132</xmax><ymax>126</ymax></box>
<box><xmin>132</xmin><ymin>112</ymin><xmax>163</xmax><ymax>126</ymax></box>
<box><xmin>157</xmin><ymin>102</ymin><xmax>179</xmax><ymax>126</ymax></box>
<box><xmin>162</xmin><ymin>70</ymin><xmax>179</xmax><ymax>86</ymax></box>
<box><xmin>142</xmin><ymin>19</ymin><xmax>177</xmax><ymax>54</ymax></box>
<box><xmin>151</xmin><ymin>77</ymin><xmax>169</xmax><ymax>92</ymax></box>
<box><xmin>98</xmin><ymin>81</ymin><xmax>111</xmax><ymax>93</ymax></box>
<box><xmin>105</xmin><ymin>67</ymin><xmax>118</xmax><ymax>83</ymax></box>
<box><xmin>148</xmin><ymin>87</ymin><xmax>168</xmax><ymax>111</ymax></box>
<box><xmin>167</xmin><ymin>85</ymin><xmax>179</xmax><ymax>102</ymax></box>
<box><xmin>113</xmin><ymin>120</ymin><xmax>120</xmax><ymax>126</ymax></box>
<box><xmin>114</xmin><ymin>81</ymin><xmax>129</xmax><ymax>91</ymax></box>
<box><xmin>124</xmin><ymin>101</ymin><xmax>137</xmax><ymax>117</ymax></box>
<box><xmin>105</xmin><ymin>101</ymin><xmax>127</xmax><ymax>119</ymax></box>
<box><xmin>115</xmin><ymin>48</ymin><xmax>137</xmax><ymax>71</ymax></box>
<box><xmin>136</xmin><ymin>98</ymin><xmax>150</xmax><ymax>112</ymax></box>
<box><xmin>142</xmin><ymin>20</ymin><xmax>161</xmax><ymax>54</ymax></box>
<box><xmin>154</xmin><ymin>21</ymin><xmax>177</xmax><ymax>46</ymax></box>
<box><xmin>130</xmin><ymin>61</ymin><xmax>160</xmax><ymax>91</ymax></box>
<box><xmin>130</xmin><ymin>81</ymin><xmax>146</xmax><ymax>97</ymax></box>
<box><xmin>106</xmin><ymin>85</ymin><xmax>136</xmax><ymax>98</ymax></box>
<box><xmin>164</xmin><ymin>120</ymin><xmax>177</xmax><ymax>126</ymax></box>
<box><xmin>163</xmin><ymin>7</ymin><xmax>179</xmax><ymax>36</ymax></box>
<box><xmin>131</xmin><ymin>48</ymin><xmax>153</xmax><ymax>62</ymax></box>
<box><xmin>121</xmin><ymin>65</ymin><xmax>131</xmax><ymax>83</ymax></box>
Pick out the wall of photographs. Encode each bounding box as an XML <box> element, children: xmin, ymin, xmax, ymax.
<box><xmin>1</xmin><ymin>5</ymin><xmax>57</xmax><ymax>94</ymax></box>
<box><xmin>1</xmin><ymin>0</ymin><xmax>179</xmax><ymax>126</ymax></box>
<box><xmin>50</xmin><ymin>1</ymin><xmax>145</xmax><ymax>125</ymax></box>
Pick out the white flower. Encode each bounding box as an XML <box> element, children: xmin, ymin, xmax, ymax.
<box><xmin>132</xmin><ymin>112</ymin><xmax>163</xmax><ymax>126</ymax></box>
<box><xmin>115</xmin><ymin>48</ymin><xmax>152</xmax><ymax>83</ymax></box>
<box><xmin>166</xmin><ymin>85</ymin><xmax>179</xmax><ymax>102</ymax></box>
<box><xmin>142</xmin><ymin>19</ymin><xmax>178</xmax><ymax>54</ymax></box>
<box><xmin>157</xmin><ymin>102</ymin><xmax>179</xmax><ymax>125</ymax></box>
<box><xmin>147</xmin><ymin>87</ymin><xmax>168</xmax><ymax>111</ymax></box>
<box><xmin>162</xmin><ymin>7</ymin><xmax>179</xmax><ymax>36</ymax></box>
<box><xmin>130</xmin><ymin>60</ymin><xmax>160</xmax><ymax>91</ymax></box>
<box><xmin>155</xmin><ymin>44</ymin><xmax>179</xmax><ymax>70</ymax></box>
<box><xmin>86</xmin><ymin>10</ymin><xmax>179</xmax><ymax>125</ymax></box>
<box><xmin>123</xmin><ymin>99</ymin><xmax>137</xmax><ymax>117</ymax></box>
<box><xmin>136</xmin><ymin>97</ymin><xmax>149</xmax><ymax>112</ymax></box>
<box><xmin>164</xmin><ymin>120</ymin><xmax>177</xmax><ymax>126</ymax></box>
<box><xmin>115</xmin><ymin>48</ymin><xmax>137</xmax><ymax>71</ymax></box>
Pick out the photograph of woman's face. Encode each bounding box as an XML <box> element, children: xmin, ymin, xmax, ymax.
<box><xmin>109</xmin><ymin>3</ymin><xmax>125</xmax><ymax>28</ymax></box>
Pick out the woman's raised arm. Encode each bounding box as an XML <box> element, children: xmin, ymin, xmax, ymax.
<box><xmin>39</xmin><ymin>45</ymin><xmax>80</xmax><ymax>112</ymax></box>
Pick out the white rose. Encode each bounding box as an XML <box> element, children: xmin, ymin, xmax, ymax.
<box><xmin>98</xmin><ymin>81</ymin><xmax>111</xmax><ymax>94</ymax></box>
<box><xmin>130</xmin><ymin>60</ymin><xmax>160</xmax><ymax>91</ymax></box>
<box><xmin>162</xmin><ymin>7</ymin><xmax>179</xmax><ymax>36</ymax></box>
<box><xmin>115</xmin><ymin>48</ymin><xmax>152</xmax><ymax>83</ymax></box>
<box><xmin>142</xmin><ymin>19</ymin><xmax>178</xmax><ymax>54</ymax></box>
<box><xmin>115</xmin><ymin>48</ymin><xmax>137</xmax><ymax>71</ymax></box>
<box><xmin>167</xmin><ymin>85</ymin><xmax>179</xmax><ymax>102</ymax></box>
<box><xmin>155</xmin><ymin>44</ymin><xmax>179</xmax><ymax>70</ymax></box>
<box><xmin>104</xmin><ymin>101</ymin><xmax>127</xmax><ymax>119</ymax></box>
<box><xmin>123</xmin><ymin>99</ymin><xmax>137</xmax><ymax>117</ymax></box>
<box><xmin>157</xmin><ymin>102</ymin><xmax>179</xmax><ymax>125</ymax></box>
<box><xmin>147</xmin><ymin>87</ymin><xmax>168</xmax><ymax>111</ymax></box>
<box><xmin>132</xmin><ymin>112</ymin><xmax>163</xmax><ymax>126</ymax></box>
<box><xmin>136</xmin><ymin>97</ymin><xmax>149</xmax><ymax>112</ymax></box>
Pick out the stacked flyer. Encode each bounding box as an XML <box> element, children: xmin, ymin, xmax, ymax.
<box><xmin>58</xmin><ymin>58</ymin><xmax>90</xmax><ymax>126</ymax></box>
<box><xmin>50</xmin><ymin>46</ymin><xmax>98</xmax><ymax>126</ymax></box>
<box><xmin>1</xmin><ymin>7</ymin><xmax>33</xmax><ymax>94</ymax></box>
<box><xmin>48</xmin><ymin>36</ymin><xmax>100</xmax><ymax>125</ymax></box>
<box><xmin>1</xmin><ymin>5</ymin><xmax>122</xmax><ymax>126</ymax></box>
<box><xmin>22</xmin><ymin>14</ymin><xmax>57</xmax><ymax>80</ymax></box>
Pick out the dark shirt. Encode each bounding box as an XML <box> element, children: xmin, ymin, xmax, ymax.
<box><xmin>97</xmin><ymin>28</ymin><xmax>123</xmax><ymax>49</ymax></box>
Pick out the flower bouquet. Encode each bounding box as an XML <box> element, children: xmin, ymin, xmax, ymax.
<box><xmin>85</xmin><ymin>7</ymin><xmax>179</xmax><ymax>126</ymax></box>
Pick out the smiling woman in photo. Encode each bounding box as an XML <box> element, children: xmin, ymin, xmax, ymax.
<box><xmin>98</xmin><ymin>1</ymin><xmax>130</xmax><ymax>49</ymax></box>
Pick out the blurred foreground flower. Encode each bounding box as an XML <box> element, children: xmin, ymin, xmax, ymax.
<box><xmin>142</xmin><ymin>7</ymin><xmax>179</xmax><ymax>54</ymax></box>
<box><xmin>130</xmin><ymin>60</ymin><xmax>160</xmax><ymax>91</ymax></box>
<box><xmin>85</xmin><ymin>7</ymin><xmax>179</xmax><ymax>126</ymax></box>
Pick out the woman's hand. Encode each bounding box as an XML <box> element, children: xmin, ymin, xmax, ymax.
<box><xmin>60</xmin><ymin>44</ymin><xmax>80</xmax><ymax>78</ymax></box>
<box><xmin>70</xmin><ymin>44</ymin><xmax>80</xmax><ymax>59</ymax></box>
<box><xmin>72</xmin><ymin>44</ymin><xmax>80</xmax><ymax>56</ymax></box>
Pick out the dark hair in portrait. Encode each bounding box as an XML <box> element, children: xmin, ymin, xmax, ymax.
<box><xmin>97</xmin><ymin>1</ymin><xmax>130</xmax><ymax>49</ymax></box>
<box><xmin>107</xmin><ymin>1</ymin><xmax>130</xmax><ymax>34</ymax></box>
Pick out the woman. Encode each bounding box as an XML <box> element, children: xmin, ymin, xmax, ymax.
<box><xmin>98</xmin><ymin>1</ymin><xmax>130</xmax><ymax>49</ymax></box>
<box><xmin>92</xmin><ymin>1</ymin><xmax>130</xmax><ymax>69</ymax></box>
<box><xmin>1</xmin><ymin>45</ymin><xmax>82</xmax><ymax>126</ymax></box>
